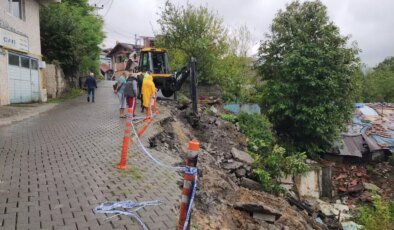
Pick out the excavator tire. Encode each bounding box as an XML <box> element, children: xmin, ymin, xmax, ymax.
<box><xmin>161</xmin><ymin>89</ymin><xmax>174</xmax><ymax>97</ymax></box>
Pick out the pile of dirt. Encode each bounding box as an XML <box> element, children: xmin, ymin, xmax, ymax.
<box><xmin>154</xmin><ymin>100</ymin><xmax>323</xmax><ymax>229</ymax></box>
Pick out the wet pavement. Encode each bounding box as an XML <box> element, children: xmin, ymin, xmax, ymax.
<box><xmin>0</xmin><ymin>81</ymin><xmax>181</xmax><ymax>230</ymax></box>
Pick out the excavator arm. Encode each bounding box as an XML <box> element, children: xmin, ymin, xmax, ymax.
<box><xmin>163</xmin><ymin>58</ymin><xmax>198</xmax><ymax>115</ymax></box>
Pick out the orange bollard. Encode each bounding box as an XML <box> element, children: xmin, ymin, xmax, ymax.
<box><xmin>178</xmin><ymin>140</ymin><xmax>200</xmax><ymax>230</ymax></box>
<box><xmin>137</xmin><ymin>117</ymin><xmax>151</xmax><ymax>137</ymax></box>
<box><xmin>117</xmin><ymin>108</ymin><xmax>134</xmax><ymax>170</ymax></box>
<box><xmin>152</xmin><ymin>97</ymin><xmax>159</xmax><ymax>115</ymax></box>
<box><xmin>186</xmin><ymin>140</ymin><xmax>200</xmax><ymax>167</ymax></box>
<box><xmin>177</xmin><ymin>170</ymin><xmax>195</xmax><ymax>230</ymax></box>
<box><xmin>146</xmin><ymin>106</ymin><xmax>151</xmax><ymax>119</ymax></box>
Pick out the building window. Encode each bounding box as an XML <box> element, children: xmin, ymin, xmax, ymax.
<box><xmin>8</xmin><ymin>0</ymin><xmax>24</xmax><ymax>20</ymax></box>
<box><xmin>31</xmin><ymin>59</ymin><xmax>38</xmax><ymax>70</ymax></box>
<box><xmin>8</xmin><ymin>53</ymin><xmax>20</xmax><ymax>66</ymax></box>
<box><xmin>21</xmin><ymin>56</ymin><xmax>29</xmax><ymax>68</ymax></box>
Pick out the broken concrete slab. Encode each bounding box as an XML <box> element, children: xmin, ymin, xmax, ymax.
<box><xmin>235</xmin><ymin>168</ymin><xmax>247</xmax><ymax>178</ymax></box>
<box><xmin>233</xmin><ymin>202</ymin><xmax>282</xmax><ymax>219</ymax></box>
<box><xmin>316</xmin><ymin>200</ymin><xmax>339</xmax><ymax>216</ymax></box>
<box><xmin>339</xmin><ymin>213</ymin><xmax>353</xmax><ymax>222</ymax></box>
<box><xmin>222</xmin><ymin>161</ymin><xmax>243</xmax><ymax>170</ymax></box>
<box><xmin>253</xmin><ymin>212</ymin><xmax>276</xmax><ymax>223</ymax></box>
<box><xmin>333</xmin><ymin>203</ymin><xmax>349</xmax><ymax>213</ymax></box>
<box><xmin>363</xmin><ymin>182</ymin><xmax>380</xmax><ymax>192</ymax></box>
<box><xmin>210</xmin><ymin>105</ymin><xmax>218</xmax><ymax>114</ymax></box>
<box><xmin>240</xmin><ymin>178</ymin><xmax>264</xmax><ymax>191</ymax></box>
<box><xmin>231</xmin><ymin>147</ymin><xmax>254</xmax><ymax>164</ymax></box>
<box><xmin>295</xmin><ymin>167</ymin><xmax>322</xmax><ymax>199</ymax></box>
<box><xmin>341</xmin><ymin>221</ymin><xmax>363</xmax><ymax>230</ymax></box>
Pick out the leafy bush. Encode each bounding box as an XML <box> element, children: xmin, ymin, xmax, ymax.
<box><xmin>238</xmin><ymin>112</ymin><xmax>275</xmax><ymax>155</ymax></box>
<box><xmin>219</xmin><ymin>112</ymin><xmax>309</xmax><ymax>195</ymax></box>
<box><xmin>254</xmin><ymin>145</ymin><xmax>309</xmax><ymax>195</ymax></box>
<box><xmin>220</xmin><ymin>113</ymin><xmax>238</xmax><ymax>123</ymax></box>
<box><xmin>48</xmin><ymin>88</ymin><xmax>84</xmax><ymax>103</ymax></box>
<box><xmin>358</xmin><ymin>194</ymin><xmax>394</xmax><ymax>230</ymax></box>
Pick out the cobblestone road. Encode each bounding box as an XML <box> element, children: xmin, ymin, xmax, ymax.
<box><xmin>0</xmin><ymin>81</ymin><xmax>181</xmax><ymax>230</ymax></box>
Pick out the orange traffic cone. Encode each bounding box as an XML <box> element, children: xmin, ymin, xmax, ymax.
<box><xmin>117</xmin><ymin>108</ymin><xmax>134</xmax><ymax>170</ymax></box>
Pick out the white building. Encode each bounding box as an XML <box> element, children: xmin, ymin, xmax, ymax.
<box><xmin>0</xmin><ymin>0</ymin><xmax>59</xmax><ymax>105</ymax></box>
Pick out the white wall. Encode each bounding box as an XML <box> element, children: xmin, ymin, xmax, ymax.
<box><xmin>0</xmin><ymin>0</ymin><xmax>42</xmax><ymax>105</ymax></box>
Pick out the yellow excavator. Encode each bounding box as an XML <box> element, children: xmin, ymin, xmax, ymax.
<box><xmin>136</xmin><ymin>47</ymin><xmax>192</xmax><ymax>98</ymax></box>
<box><xmin>136</xmin><ymin>47</ymin><xmax>198</xmax><ymax>115</ymax></box>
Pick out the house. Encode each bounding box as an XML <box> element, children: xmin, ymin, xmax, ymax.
<box><xmin>141</xmin><ymin>36</ymin><xmax>155</xmax><ymax>48</ymax></box>
<box><xmin>106</xmin><ymin>42</ymin><xmax>141</xmax><ymax>77</ymax></box>
<box><xmin>328</xmin><ymin>103</ymin><xmax>394</xmax><ymax>162</ymax></box>
<box><xmin>0</xmin><ymin>0</ymin><xmax>60</xmax><ymax>105</ymax></box>
<box><xmin>100</xmin><ymin>48</ymin><xmax>113</xmax><ymax>79</ymax></box>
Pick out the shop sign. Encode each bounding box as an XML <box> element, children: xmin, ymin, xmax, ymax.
<box><xmin>0</xmin><ymin>27</ymin><xmax>29</xmax><ymax>52</ymax></box>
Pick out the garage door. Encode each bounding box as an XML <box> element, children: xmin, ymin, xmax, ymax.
<box><xmin>8</xmin><ymin>53</ymin><xmax>40</xmax><ymax>103</ymax></box>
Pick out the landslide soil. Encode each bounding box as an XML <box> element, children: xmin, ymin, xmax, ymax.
<box><xmin>152</xmin><ymin>100</ymin><xmax>322</xmax><ymax>230</ymax></box>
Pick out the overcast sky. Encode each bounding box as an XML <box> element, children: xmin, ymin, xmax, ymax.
<box><xmin>90</xmin><ymin>0</ymin><xmax>394</xmax><ymax>67</ymax></box>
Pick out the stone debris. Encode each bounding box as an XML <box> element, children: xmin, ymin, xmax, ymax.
<box><xmin>363</xmin><ymin>182</ymin><xmax>380</xmax><ymax>192</ymax></box>
<box><xmin>231</xmin><ymin>147</ymin><xmax>254</xmax><ymax>164</ymax></box>
<box><xmin>341</xmin><ymin>221</ymin><xmax>363</xmax><ymax>230</ymax></box>
<box><xmin>252</xmin><ymin>212</ymin><xmax>277</xmax><ymax>223</ymax></box>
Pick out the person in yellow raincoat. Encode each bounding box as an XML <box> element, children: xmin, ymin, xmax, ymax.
<box><xmin>141</xmin><ymin>72</ymin><xmax>156</xmax><ymax>115</ymax></box>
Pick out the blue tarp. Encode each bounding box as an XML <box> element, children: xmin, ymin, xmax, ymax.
<box><xmin>359</xmin><ymin>106</ymin><xmax>379</xmax><ymax>116</ymax></box>
<box><xmin>371</xmin><ymin>135</ymin><xmax>394</xmax><ymax>152</ymax></box>
<box><xmin>224</xmin><ymin>103</ymin><xmax>261</xmax><ymax>114</ymax></box>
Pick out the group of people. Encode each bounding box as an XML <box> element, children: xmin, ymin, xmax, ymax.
<box><xmin>114</xmin><ymin>71</ymin><xmax>156</xmax><ymax>118</ymax></box>
<box><xmin>82</xmin><ymin>70</ymin><xmax>157</xmax><ymax>118</ymax></box>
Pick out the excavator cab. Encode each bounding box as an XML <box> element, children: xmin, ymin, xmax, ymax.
<box><xmin>138</xmin><ymin>48</ymin><xmax>176</xmax><ymax>97</ymax></box>
<box><xmin>137</xmin><ymin>48</ymin><xmax>196</xmax><ymax>100</ymax></box>
<box><xmin>138</xmin><ymin>48</ymin><xmax>170</xmax><ymax>74</ymax></box>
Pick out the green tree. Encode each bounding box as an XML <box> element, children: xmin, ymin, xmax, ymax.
<box><xmin>40</xmin><ymin>0</ymin><xmax>104</xmax><ymax>83</ymax></box>
<box><xmin>157</xmin><ymin>1</ymin><xmax>228</xmax><ymax>84</ymax></box>
<box><xmin>374</xmin><ymin>57</ymin><xmax>394</xmax><ymax>72</ymax></box>
<box><xmin>257</xmin><ymin>0</ymin><xmax>360</xmax><ymax>155</ymax></box>
<box><xmin>364</xmin><ymin>69</ymin><xmax>394</xmax><ymax>102</ymax></box>
<box><xmin>362</xmin><ymin>57</ymin><xmax>394</xmax><ymax>102</ymax></box>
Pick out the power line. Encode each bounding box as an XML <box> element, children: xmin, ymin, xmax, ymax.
<box><xmin>104</xmin><ymin>27</ymin><xmax>132</xmax><ymax>40</ymax></box>
<box><xmin>103</xmin><ymin>0</ymin><xmax>114</xmax><ymax>17</ymax></box>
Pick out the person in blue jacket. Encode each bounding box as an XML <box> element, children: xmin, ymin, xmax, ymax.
<box><xmin>84</xmin><ymin>72</ymin><xmax>97</xmax><ymax>103</ymax></box>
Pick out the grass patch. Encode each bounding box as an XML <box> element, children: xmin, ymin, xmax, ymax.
<box><xmin>358</xmin><ymin>194</ymin><xmax>394</xmax><ymax>230</ymax></box>
<box><xmin>47</xmin><ymin>88</ymin><xmax>84</xmax><ymax>103</ymax></box>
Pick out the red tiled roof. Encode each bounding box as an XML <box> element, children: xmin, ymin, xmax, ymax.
<box><xmin>100</xmin><ymin>63</ymin><xmax>111</xmax><ymax>73</ymax></box>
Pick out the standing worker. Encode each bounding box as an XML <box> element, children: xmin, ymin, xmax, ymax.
<box><xmin>124</xmin><ymin>72</ymin><xmax>138</xmax><ymax>117</ymax></box>
<box><xmin>114</xmin><ymin>71</ymin><xmax>127</xmax><ymax>118</ymax></box>
<box><xmin>84</xmin><ymin>72</ymin><xmax>97</xmax><ymax>103</ymax></box>
<box><xmin>141</xmin><ymin>72</ymin><xmax>156</xmax><ymax>117</ymax></box>
<box><xmin>139</xmin><ymin>71</ymin><xmax>151</xmax><ymax>113</ymax></box>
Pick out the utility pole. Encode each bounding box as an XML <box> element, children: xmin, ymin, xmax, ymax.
<box><xmin>134</xmin><ymin>34</ymin><xmax>141</xmax><ymax>46</ymax></box>
<box><xmin>92</xmin><ymin>4</ymin><xmax>104</xmax><ymax>16</ymax></box>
